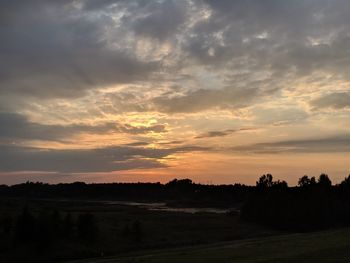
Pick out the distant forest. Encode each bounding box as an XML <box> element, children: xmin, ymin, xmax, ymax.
<box><xmin>0</xmin><ymin>178</ymin><xmax>251</xmax><ymax>207</ymax></box>
<box><xmin>2</xmin><ymin>173</ymin><xmax>350</xmax><ymax>232</ymax></box>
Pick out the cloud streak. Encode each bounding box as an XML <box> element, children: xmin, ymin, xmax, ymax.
<box><xmin>231</xmin><ymin>136</ymin><xmax>350</xmax><ymax>154</ymax></box>
<box><xmin>152</xmin><ymin>87</ymin><xmax>261</xmax><ymax>113</ymax></box>
<box><xmin>310</xmin><ymin>92</ymin><xmax>350</xmax><ymax>110</ymax></box>
<box><xmin>0</xmin><ymin>144</ymin><xmax>207</xmax><ymax>173</ymax></box>
<box><xmin>0</xmin><ymin>112</ymin><xmax>167</xmax><ymax>141</ymax></box>
<box><xmin>195</xmin><ymin>127</ymin><xmax>257</xmax><ymax>139</ymax></box>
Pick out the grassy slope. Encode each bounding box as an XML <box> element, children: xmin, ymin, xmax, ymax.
<box><xmin>70</xmin><ymin>228</ymin><xmax>350</xmax><ymax>263</ymax></box>
<box><xmin>0</xmin><ymin>198</ymin><xmax>275</xmax><ymax>262</ymax></box>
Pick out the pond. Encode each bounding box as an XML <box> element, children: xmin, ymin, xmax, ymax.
<box><xmin>104</xmin><ymin>200</ymin><xmax>239</xmax><ymax>214</ymax></box>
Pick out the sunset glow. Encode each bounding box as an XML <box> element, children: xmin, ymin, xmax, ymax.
<box><xmin>1</xmin><ymin>0</ymin><xmax>350</xmax><ymax>185</ymax></box>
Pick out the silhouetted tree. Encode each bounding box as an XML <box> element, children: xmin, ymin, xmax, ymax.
<box><xmin>242</xmin><ymin>173</ymin><xmax>345</xmax><ymax>231</ymax></box>
<box><xmin>340</xmin><ymin>175</ymin><xmax>350</xmax><ymax>187</ymax></box>
<box><xmin>256</xmin><ymin>174</ymin><xmax>273</xmax><ymax>189</ymax></box>
<box><xmin>298</xmin><ymin>175</ymin><xmax>316</xmax><ymax>187</ymax></box>
<box><xmin>272</xmin><ymin>180</ymin><xmax>288</xmax><ymax>190</ymax></box>
<box><xmin>166</xmin><ymin>178</ymin><xmax>193</xmax><ymax>187</ymax></box>
<box><xmin>318</xmin><ymin>173</ymin><xmax>332</xmax><ymax>187</ymax></box>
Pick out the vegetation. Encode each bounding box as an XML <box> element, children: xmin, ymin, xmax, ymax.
<box><xmin>241</xmin><ymin>174</ymin><xmax>350</xmax><ymax>231</ymax></box>
<box><xmin>92</xmin><ymin>228</ymin><xmax>350</xmax><ymax>263</ymax></box>
<box><xmin>1</xmin><ymin>174</ymin><xmax>350</xmax><ymax>262</ymax></box>
<box><xmin>0</xmin><ymin>197</ymin><xmax>272</xmax><ymax>263</ymax></box>
<box><xmin>0</xmin><ymin>179</ymin><xmax>251</xmax><ymax>208</ymax></box>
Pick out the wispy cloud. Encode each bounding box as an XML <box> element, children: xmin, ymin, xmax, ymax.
<box><xmin>0</xmin><ymin>144</ymin><xmax>207</xmax><ymax>173</ymax></box>
<box><xmin>152</xmin><ymin>88</ymin><xmax>262</xmax><ymax>113</ymax></box>
<box><xmin>231</xmin><ymin>136</ymin><xmax>350</xmax><ymax>154</ymax></box>
<box><xmin>0</xmin><ymin>112</ymin><xmax>167</xmax><ymax>141</ymax></box>
<box><xmin>310</xmin><ymin>92</ymin><xmax>350</xmax><ymax>110</ymax></box>
<box><xmin>195</xmin><ymin>127</ymin><xmax>257</xmax><ymax>139</ymax></box>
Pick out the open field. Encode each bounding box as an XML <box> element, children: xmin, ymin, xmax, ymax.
<box><xmin>67</xmin><ymin>228</ymin><xmax>350</xmax><ymax>263</ymax></box>
<box><xmin>3</xmin><ymin>197</ymin><xmax>350</xmax><ymax>263</ymax></box>
<box><xmin>0</xmin><ymin>198</ymin><xmax>276</xmax><ymax>263</ymax></box>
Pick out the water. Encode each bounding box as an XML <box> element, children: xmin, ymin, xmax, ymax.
<box><xmin>104</xmin><ymin>200</ymin><xmax>237</xmax><ymax>214</ymax></box>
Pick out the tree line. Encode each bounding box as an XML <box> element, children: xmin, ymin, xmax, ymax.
<box><xmin>0</xmin><ymin>179</ymin><xmax>252</xmax><ymax>207</ymax></box>
<box><xmin>2</xmin><ymin>174</ymin><xmax>350</xmax><ymax>233</ymax></box>
<box><xmin>241</xmin><ymin>174</ymin><xmax>350</xmax><ymax>231</ymax></box>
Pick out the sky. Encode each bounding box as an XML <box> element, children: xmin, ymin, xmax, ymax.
<box><xmin>0</xmin><ymin>0</ymin><xmax>350</xmax><ymax>185</ymax></box>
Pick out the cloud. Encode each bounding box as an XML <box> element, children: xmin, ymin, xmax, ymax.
<box><xmin>0</xmin><ymin>0</ymin><xmax>160</xmax><ymax>99</ymax></box>
<box><xmin>119</xmin><ymin>124</ymin><xmax>167</xmax><ymax>134</ymax></box>
<box><xmin>81</xmin><ymin>0</ymin><xmax>122</xmax><ymax>11</ymax></box>
<box><xmin>124</xmin><ymin>141</ymin><xmax>150</xmax><ymax>147</ymax></box>
<box><xmin>0</xmin><ymin>112</ymin><xmax>167</xmax><ymax>141</ymax></box>
<box><xmin>183</xmin><ymin>0</ymin><xmax>350</xmax><ymax>87</ymax></box>
<box><xmin>231</xmin><ymin>135</ymin><xmax>350</xmax><ymax>154</ymax></box>
<box><xmin>310</xmin><ymin>92</ymin><xmax>350</xmax><ymax>110</ymax></box>
<box><xmin>1</xmin><ymin>0</ymin><xmax>350</xmax><ymax>182</ymax></box>
<box><xmin>3</xmin><ymin>0</ymin><xmax>350</xmax><ymax>111</ymax></box>
<box><xmin>0</xmin><ymin>145</ymin><xmax>167</xmax><ymax>173</ymax></box>
<box><xmin>152</xmin><ymin>87</ymin><xmax>261</xmax><ymax>113</ymax></box>
<box><xmin>252</xmin><ymin>107</ymin><xmax>309</xmax><ymax>126</ymax></box>
<box><xmin>195</xmin><ymin>127</ymin><xmax>257</xmax><ymax>139</ymax></box>
<box><xmin>131</xmin><ymin>0</ymin><xmax>187</xmax><ymax>41</ymax></box>
<box><xmin>0</xmin><ymin>144</ymin><xmax>206</xmax><ymax>173</ymax></box>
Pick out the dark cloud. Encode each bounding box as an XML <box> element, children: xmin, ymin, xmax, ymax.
<box><xmin>131</xmin><ymin>0</ymin><xmax>187</xmax><ymax>41</ymax></box>
<box><xmin>2</xmin><ymin>0</ymin><xmax>350</xmax><ymax>112</ymax></box>
<box><xmin>195</xmin><ymin>127</ymin><xmax>257</xmax><ymax>139</ymax></box>
<box><xmin>0</xmin><ymin>144</ymin><xmax>207</xmax><ymax>173</ymax></box>
<box><xmin>0</xmin><ymin>112</ymin><xmax>167</xmax><ymax>141</ymax></box>
<box><xmin>310</xmin><ymin>92</ymin><xmax>350</xmax><ymax>110</ymax></box>
<box><xmin>0</xmin><ymin>0</ymin><xmax>160</xmax><ymax>99</ymax></box>
<box><xmin>0</xmin><ymin>145</ymin><xmax>167</xmax><ymax>173</ymax></box>
<box><xmin>152</xmin><ymin>87</ymin><xmax>261</xmax><ymax>113</ymax></box>
<box><xmin>2</xmin><ymin>1</ymin><xmax>350</xmax><ymax>100</ymax></box>
<box><xmin>231</xmin><ymin>135</ymin><xmax>350</xmax><ymax>154</ymax></box>
<box><xmin>183</xmin><ymin>0</ymin><xmax>350</xmax><ymax>83</ymax></box>
<box><xmin>0</xmin><ymin>112</ymin><xmax>110</xmax><ymax>141</ymax></box>
<box><xmin>82</xmin><ymin>0</ymin><xmax>122</xmax><ymax>11</ymax></box>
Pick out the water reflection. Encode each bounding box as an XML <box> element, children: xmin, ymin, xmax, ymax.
<box><xmin>105</xmin><ymin>201</ymin><xmax>237</xmax><ymax>214</ymax></box>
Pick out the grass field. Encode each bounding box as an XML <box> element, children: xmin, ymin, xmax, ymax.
<box><xmin>0</xmin><ymin>198</ymin><xmax>275</xmax><ymax>262</ymax></box>
<box><xmin>68</xmin><ymin>228</ymin><xmax>350</xmax><ymax>263</ymax></box>
<box><xmin>3</xmin><ymin>198</ymin><xmax>350</xmax><ymax>262</ymax></box>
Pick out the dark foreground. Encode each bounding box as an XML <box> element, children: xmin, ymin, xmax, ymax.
<box><xmin>2</xmin><ymin>174</ymin><xmax>350</xmax><ymax>262</ymax></box>
<box><xmin>0</xmin><ymin>197</ymin><xmax>274</xmax><ymax>263</ymax></box>
<box><xmin>67</xmin><ymin>229</ymin><xmax>350</xmax><ymax>263</ymax></box>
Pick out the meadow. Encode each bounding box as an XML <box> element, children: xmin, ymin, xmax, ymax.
<box><xmin>2</xmin><ymin>175</ymin><xmax>350</xmax><ymax>262</ymax></box>
<box><xmin>0</xmin><ymin>197</ymin><xmax>274</xmax><ymax>263</ymax></box>
<box><xmin>76</xmin><ymin>228</ymin><xmax>350</xmax><ymax>263</ymax></box>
